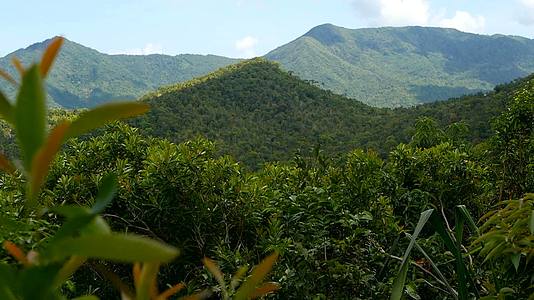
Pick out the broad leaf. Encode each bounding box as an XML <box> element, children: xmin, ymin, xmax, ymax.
<box><xmin>14</xmin><ymin>65</ymin><xmax>47</xmax><ymax>170</ymax></box>
<box><xmin>46</xmin><ymin>234</ymin><xmax>179</xmax><ymax>263</ymax></box>
<box><xmin>91</xmin><ymin>173</ymin><xmax>117</xmax><ymax>214</ymax></box>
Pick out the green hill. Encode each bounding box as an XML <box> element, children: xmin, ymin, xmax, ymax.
<box><xmin>266</xmin><ymin>24</ymin><xmax>534</xmax><ymax>107</ymax></box>
<box><xmin>132</xmin><ymin>58</ymin><xmax>520</xmax><ymax>168</ymax></box>
<box><xmin>0</xmin><ymin>37</ymin><xmax>238</xmax><ymax>108</ymax></box>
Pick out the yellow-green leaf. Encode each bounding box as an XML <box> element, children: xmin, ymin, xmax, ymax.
<box><xmin>0</xmin><ymin>91</ymin><xmax>14</xmax><ymax>124</ymax></box>
<box><xmin>30</xmin><ymin>121</ymin><xmax>70</xmax><ymax>195</ymax></box>
<box><xmin>0</xmin><ymin>153</ymin><xmax>15</xmax><ymax>174</ymax></box>
<box><xmin>40</xmin><ymin>37</ymin><xmax>64</xmax><ymax>77</ymax></box>
<box><xmin>0</xmin><ymin>69</ymin><xmax>17</xmax><ymax>86</ymax></box>
<box><xmin>11</xmin><ymin>57</ymin><xmax>25</xmax><ymax>75</ymax></box>
<box><xmin>67</xmin><ymin>102</ymin><xmax>149</xmax><ymax>138</ymax></box>
<box><xmin>234</xmin><ymin>252</ymin><xmax>279</xmax><ymax>300</ymax></box>
<box><xmin>14</xmin><ymin>65</ymin><xmax>47</xmax><ymax>171</ymax></box>
<box><xmin>249</xmin><ymin>282</ymin><xmax>280</xmax><ymax>299</ymax></box>
<box><xmin>203</xmin><ymin>258</ymin><xmax>226</xmax><ymax>292</ymax></box>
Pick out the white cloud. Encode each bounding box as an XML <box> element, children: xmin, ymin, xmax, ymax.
<box><xmin>114</xmin><ymin>43</ymin><xmax>164</xmax><ymax>55</ymax></box>
<box><xmin>439</xmin><ymin>11</ymin><xmax>486</xmax><ymax>33</ymax></box>
<box><xmin>351</xmin><ymin>0</ymin><xmax>486</xmax><ymax>33</ymax></box>
<box><xmin>518</xmin><ymin>0</ymin><xmax>534</xmax><ymax>25</ymax></box>
<box><xmin>352</xmin><ymin>0</ymin><xmax>430</xmax><ymax>26</ymax></box>
<box><xmin>235</xmin><ymin>36</ymin><xmax>258</xmax><ymax>58</ymax></box>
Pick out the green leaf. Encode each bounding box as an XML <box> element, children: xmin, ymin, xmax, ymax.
<box><xmin>46</xmin><ymin>233</ymin><xmax>179</xmax><ymax>263</ymax></box>
<box><xmin>72</xmin><ymin>296</ymin><xmax>100</xmax><ymax>300</ymax></box>
<box><xmin>91</xmin><ymin>174</ymin><xmax>117</xmax><ymax>214</ymax></box>
<box><xmin>405</xmin><ymin>283</ymin><xmax>421</xmax><ymax>300</ymax></box>
<box><xmin>14</xmin><ymin>65</ymin><xmax>46</xmax><ymax>170</ymax></box>
<box><xmin>510</xmin><ymin>253</ymin><xmax>521</xmax><ymax>272</ymax></box>
<box><xmin>456</xmin><ymin>205</ymin><xmax>479</xmax><ymax>236</ymax></box>
<box><xmin>0</xmin><ymin>91</ymin><xmax>14</xmax><ymax>124</ymax></box>
<box><xmin>530</xmin><ymin>210</ymin><xmax>534</xmax><ymax>236</ymax></box>
<box><xmin>66</xmin><ymin>102</ymin><xmax>149</xmax><ymax>139</ymax></box>
<box><xmin>391</xmin><ymin>209</ymin><xmax>434</xmax><ymax>300</ymax></box>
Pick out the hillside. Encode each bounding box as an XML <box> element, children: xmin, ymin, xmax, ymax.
<box><xmin>132</xmin><ymin>59</ymin><xmax>520</xmax><ymax>168</ymax></box>
<box><xmin>266</xmin><ymin>24</ymin><xmax>534</xmax><ymax>107</ymax></box>
<box><xmin>0</xmin><ymin>37</ymin><xmax>238</xmax><ymax>108</ymax></box>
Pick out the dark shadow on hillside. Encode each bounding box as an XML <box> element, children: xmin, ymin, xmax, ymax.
<box><xmin>410</xmin><ymin>84</ymin><xmax>484</xmax><ymax>103</ymax></box>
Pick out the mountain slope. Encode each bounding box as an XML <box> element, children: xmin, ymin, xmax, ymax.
<box><xmin>132</xmin><ymin>59</ymin><xmax>520</xmax><ymax>168</ymax></box>
<box><xmin>265</xmin><ymin>24</ymin><xmax>534</xmax><ymax>107</ymax></box>
<box><xmin>0</xmin><ymin>37</ymin><xmax>239</xmax><ymax>108</ymax></box>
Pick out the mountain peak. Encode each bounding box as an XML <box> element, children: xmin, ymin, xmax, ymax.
<box><xmin>304</xmin><ymin>23</ymin><xmax>346</xmax><ymax>45</ymax></box>
<box><xmin>25</xmin><ymin>36</ymin><xmax>70</xmax><ymax>52</ymax></box>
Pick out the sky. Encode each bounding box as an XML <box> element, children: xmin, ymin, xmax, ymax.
<box><xmin>1</xmin><ymin>0</ymin><xmax>534</xmax><ymax>58</ymax></box>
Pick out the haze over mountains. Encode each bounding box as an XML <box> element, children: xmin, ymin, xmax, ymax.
<box><xmin>2</xmin><ymin>24</ymin><xmax>534</xmax><ymax>108</ymax></box>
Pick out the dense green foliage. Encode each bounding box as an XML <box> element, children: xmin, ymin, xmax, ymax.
<box><xmin>266</xmin><ymin>24</ymin><xmax>534</xmax><ymax>107</ymax></box>
<box><xmin>133</xmin><ymin>58</ymin><xmax>521</xmax><ymax>168</ymax></box>
<box><xmin>1</xmin><ymin>37</ymin><xmax>533</xmax><ymax>299</ymax></box>
<box><xmin>0</xmin><ymin>38</ymin><xmax>238</xmax><ymax>108</ymax></box>
<box><xmin>23</xmin><ymin>83</ymin><xmax>529</xmax><ymax>298</ymax></box>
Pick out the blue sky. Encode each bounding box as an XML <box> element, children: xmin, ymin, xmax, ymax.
<box><xmin>1</xmin><ymin>0</ymin><xmax>533</xmax><ymax>58</ymax></box>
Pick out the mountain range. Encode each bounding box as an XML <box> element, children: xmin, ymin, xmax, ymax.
<box><xmin>131</xmin><ymin>58</ymin><xmax>519</xmax><ymax>167</ymax></box>
<box><xmin>1</xmin><ymin>24</ymin><xmax>534</xmax><ymax>108</ymax></box>
<box><xmin>266</xmin><ymin>24</ymin><xmax>534</xmax><ymax>107</ymax></box>
<box><xmin>0</xmin><ymin>38</ymin><xmax>238</xmax><ymax>108</ymax></box>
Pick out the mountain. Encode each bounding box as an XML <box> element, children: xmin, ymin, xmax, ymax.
<box><xmin>266</xmin><ymin>24</ymin><xmax>534</xmax><ymax>107</ymax></box>
<box><xmin>0</xmin><ymin>37</ymin><xmax>238</xmax><ymax>108</ymax></box>
<box><xmin>132</xmin><ymin>58</ymin><xmax>519</xmax><ymax>168</ymax></box>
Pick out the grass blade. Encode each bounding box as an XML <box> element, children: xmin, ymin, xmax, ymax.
<box><xmin>413</xmin><ymin>241</ymin><xmax>458</xmax><ymax>299</ymax></box>
<box><xmin>391</xmin><ymin>209</ymin><xmax>434</xmax><ymax>300</ymax></box>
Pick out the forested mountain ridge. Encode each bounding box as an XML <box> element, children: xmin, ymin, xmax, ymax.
<box><xmin>266</xmin><ymin>24</ymin><xmax>534</xmax><ymax>107</ymax></box>
<box><xmin>4</xmin><ymin>25</ymin><xmax>534</xmax><ymax>109</ymax></box>
<box><xmin>0</xmin><ymin>37</ymin><xmax>238</xmax><ymax>108</ymax></box>
<box><xmin>132</xmin><ymin>58</ymin><xmax>520</xmax><ymax>168</ymax></box>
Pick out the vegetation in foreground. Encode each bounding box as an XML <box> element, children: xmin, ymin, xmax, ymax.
<box><xmin>0</xmin><ymin>38</ymin><xmax>532</xmax><ymax>299</ymax></box>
